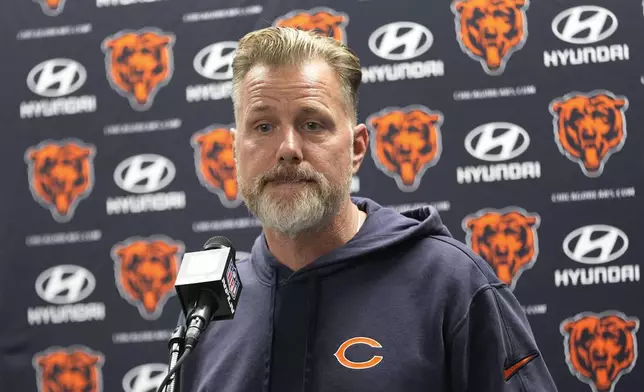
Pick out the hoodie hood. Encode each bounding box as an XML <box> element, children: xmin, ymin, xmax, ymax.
<box><xmin>250</xmin><ymin>196</ymin><xmax>452</xmax><ymax>286</ymax></box>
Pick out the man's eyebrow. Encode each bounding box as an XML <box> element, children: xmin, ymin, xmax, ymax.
<box><xmin>247</xmin><ymin>104</ymin><xmax>331</xmax><ymax>116</ymax></box>
<box><xmin>297</xmin><ymin>104</ymin><xmax>335</xmax><ymax>118</ymax></box>
<box><xmin>300</xmin><ymin>105</ymin><xmax>325</xmax><ymax>115</ymax></box>
<box><xmin>247</xmin><ymin>104</ymin><xmax>273</xmax><ymax>113</ymax></box>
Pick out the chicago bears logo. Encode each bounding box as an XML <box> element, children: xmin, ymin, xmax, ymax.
<box><xmin>366</xmin><ymin>105</ymin><xmax>443</xmax><ymax>192</ymax></box>
<box><xmin>451</xmin><ymin>0</ymin><xmax>529</xmax><ymax>75</ymax></box>
<box><xmin>33</xmin><ymin>0</ymin><xmax>67</xmax><ymax>16</ymax></box>
<box><xmin>550</xmin><ymin>91</ymin><xmax>628</xmax><ymax>178</ymax></box>
<box><xmin>274</xmin><ymin>7</ymin><xmax>350</xmax><ymax>44</ymax></box>
<box><xmin>561</xmin><ymin>311</ymin><xmax>639</xmax><ymax>392</ymax></box>
<box><xmin>191</xmin><ymin>125</ymin><xmax>243</xmax><ymax>208</ymax></box>
<box><xmin>334</xmin><ymin>337</ymin><xmax>384</xmax><ymax>370</ymax></box>
<box><xmin>111</xmin><ymin>236</ymin><xmax>184</xmax><ymax>320</ymax></box>
<box><xmin>462</xmin><ymin>207</ymin><xmax>540</xmax><ymax>290</ymax></box>
<box><xmin>33</xmin><ymin>346</ymin><xmax>104</xmax><ymax>392</ymax></box>
<box><xmin>101</xmin><ymin>28</ymin><xmax>175</xmax><ymax>111</ymax></box>
<box><xmin>25</xmin><ymin>139</ymin><xmax>96</xmax><ymax>223</ymax></box>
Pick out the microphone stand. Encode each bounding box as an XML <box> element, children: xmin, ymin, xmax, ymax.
<box><xmin>165</xmin><ymin>325</ymin><xmax>185</xmax><ymax>392</ymax></box>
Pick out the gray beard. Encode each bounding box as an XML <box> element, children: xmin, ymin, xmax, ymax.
<box><xmin>238</xmin><ymin>166</ymin><xmax>353</xmax><ymax>237</ymax></box>
<box><xmin>248</xmin><ymin>181</ymin><xmax>344</xmax><ymax>237</ymax></box>
<box><xmin>236</xmin><ymin>141</ymin><xmax>355</xmax><ymax>237</ymax></box>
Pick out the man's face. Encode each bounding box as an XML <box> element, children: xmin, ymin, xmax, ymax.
<box><xmin>234</xmin><ymin>60</ymin><xmax>364</xmax><ymax>236</ymax></box>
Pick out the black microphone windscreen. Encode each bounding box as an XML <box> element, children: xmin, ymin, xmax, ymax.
<box><xmin>203</xmin><ymin>236</ymin><xmax>234</xmax><ymax>251</ymax></box>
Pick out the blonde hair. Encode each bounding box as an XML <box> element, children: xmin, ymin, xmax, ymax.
<box><xmin>231</xmin><ymin>26</ymin><xmax>362</xmax><ymax>124</ymax></box>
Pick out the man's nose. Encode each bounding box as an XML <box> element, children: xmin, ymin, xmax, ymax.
<box><xmin>276</xmin><ymin>126</ymin><xmax>303</xmax><ymax>164</ymax></box>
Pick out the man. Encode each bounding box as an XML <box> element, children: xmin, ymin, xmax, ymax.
<box><xmin>179</xmin><ymin>26</ymin><xmax>559</xmax><ymax>392</ymax></box>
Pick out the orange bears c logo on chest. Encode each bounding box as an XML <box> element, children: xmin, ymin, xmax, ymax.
<box><xmin>334</xmin><ymin>337</ymin><xmax>383</xmax><ymax>370</ymax></box>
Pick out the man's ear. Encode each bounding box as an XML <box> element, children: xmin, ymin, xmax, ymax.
<box><xmin>351</xmin><ymin>123</ymin><xmax>368</xmax><ymax>173</ymax></box>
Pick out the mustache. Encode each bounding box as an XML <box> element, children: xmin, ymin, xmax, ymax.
<box><xmin>257</xmin><ymin>164</ymin><xmax>323</xmax><ymax>186</ymax></box>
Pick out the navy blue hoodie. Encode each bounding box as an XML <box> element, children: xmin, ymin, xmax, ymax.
<box><xmin>179</xmin><ymin>197</ymin><xmax>558</xmax><ymax>392</ymax></box>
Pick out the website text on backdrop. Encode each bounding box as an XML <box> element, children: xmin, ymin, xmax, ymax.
<box><xmin>178</xmin><ymin>26</ymin><xmax>559</xmax><ymax>392</ymax></box>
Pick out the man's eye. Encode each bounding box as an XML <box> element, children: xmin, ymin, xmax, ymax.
<box><xmin>305</xmin><ymin>122</ymin><xmax>322</xmax><ymax>131</ymax></box>
<box><xmin>256</xmin><ymin>124</ymin><xmax>273</xmax><ymax>133</ymax></box>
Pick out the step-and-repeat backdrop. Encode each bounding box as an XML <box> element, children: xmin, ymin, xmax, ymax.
<box><xmin>1</xmin><ymin>0</ymin><xmax>642</xmax><ymax>391</ymax></box>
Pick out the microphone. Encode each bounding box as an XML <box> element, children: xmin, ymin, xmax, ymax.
<box><xmin>174</xmin><ymin>236</ymin><xmax>243</xmax><ymax>350</ymax></box>
<box><xmin>156</xmin><ymin>236</ymin><xmax>243</xmax><ymax>392</ymax></box>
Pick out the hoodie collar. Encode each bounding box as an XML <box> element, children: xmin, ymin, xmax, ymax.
<box><xmin>250</xmin><ymin>197</ymin><xmax>451</xmax><ymax>286</ymax></box>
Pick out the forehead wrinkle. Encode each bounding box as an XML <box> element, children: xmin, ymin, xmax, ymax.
<box><xmin>246</xmin><ymin>79</ymin><xmax>332</xmax><ymax>100</ymax></box>
<box><xmin>241</xmin><ymin>62</ymin><xmax>342</xmax><ymax>107</ymax></box>
<box><xmin>244</xmin><ymin>84</ymin><xmax>336</xmax><ymax>121</ymax></box>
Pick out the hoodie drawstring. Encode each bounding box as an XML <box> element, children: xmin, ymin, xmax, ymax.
<box><xmin>263</xmin><ymin>268</ymin><xmax>278</xmax><ymax>392</ymax></box>
<box><xmin>302</xmin><ymin>276</ymin><xmax>321</xmax><ymax>392</ymax></box>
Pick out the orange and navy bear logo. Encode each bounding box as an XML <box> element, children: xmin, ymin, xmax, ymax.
<box><xmin>366</xmin><ymin>105</ymin><xmax>443</xmax><ymax>192</ymax></box>
<box><xmin>462</xmin><ymin>207</ymin><xmax>540</xmax><ymax>291</ymax></box>
<box><xmin>191</xmin><ymin>125</ymin><xmax>243</xmax><ymax>208</ymax></box>
<box><xmin>451</xmin><ymin>0</ymin><xmax>529</xmax><ymax>75</ymax></box>
<box><xmin>33</xmin><ymin>0</ymin><xmax>67</xmax><ymax>16</ymax></box>
<box><xmin>25</xmin><ymin>139</ymin><xmax>96</xmax><ymax>223</ymax></box>
<box><xmin>561</xmin><ymin>311</ymin><xmax>639</xmax><ymax>392</ymax></box>
<box><xmin>33</xmin><ymin>346</ymin><xmax>104</xmax><ymax>392</ymax></box>
<box><xmin>550</xmin><ymin>91</ymin><xmax>628</xmax><ymax>178</ymax></box>
<box><xmin>111</xmin><ymin>236</ymin><xmax>184</xmax><ymax>320</ymax></box>
<box><xmin>274</xmin><ymin>7</ymin><xmax>350</xmax><ymax>44</ymax></box>
<box><xmin>101</xmin><ymin>28</ymin><xmax>175</xmax><ymax>111</ymax></box>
